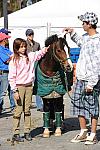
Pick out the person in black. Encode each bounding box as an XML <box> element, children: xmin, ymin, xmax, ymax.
<box><xmin>25</xmin><ymin>29</ymin><xmax>43</xmax><ymax>111</ymax></box>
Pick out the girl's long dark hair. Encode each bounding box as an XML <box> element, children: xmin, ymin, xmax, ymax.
<box><xmin>13</xmin><ymin>38</ymin><xmax>29</xmax><ymax>63</ymax></box>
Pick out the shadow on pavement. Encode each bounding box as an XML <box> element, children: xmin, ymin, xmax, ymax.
<box><xmin>62</xmin><ymin>117</ymin><xmax>80</xmax><ymax>134</ymax></box>
<box><xmin>31</xmin><ymin>127</ymin><xmax>43</xmax><ymax>137</ymax></box>
<box><xmin>96</xmin><ymin>129</ymin><xmax>100</xmax><ymax>141</ymax></box>
<box><xmin>31</xmin><ymin>117</ymin><xmax>80</xmax><ymax>137</ymax></box>
<box><xmin>0</xmin><ymin>110</ymin><xmax>13</xmax><ymax>118</ymax></box>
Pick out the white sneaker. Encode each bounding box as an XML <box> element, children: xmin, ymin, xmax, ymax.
<box><xmin>71</xmin><ymin>131</ymin><xmax>88</xmax><ymax>143</ymax></box>
<box><xmin>85</xmin><ymin>135</ymin><xmax>98</xmax><ymax>145</ymax></box>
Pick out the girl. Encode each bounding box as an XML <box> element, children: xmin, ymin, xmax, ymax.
<box><xmin>8</xmin><ymin>38</ymin><xmax>49</xmax><ymax>142</ymax></box>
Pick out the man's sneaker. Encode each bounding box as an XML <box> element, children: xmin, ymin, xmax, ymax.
<box><xmin>85</xmin><ymin>135</ymin><xmax>98</xmax><ymax>145</ymax></box>
<box><xmin>71</xmin><ymin>130</ymin><xmax>88</xmax><ymax>143</ymax></box>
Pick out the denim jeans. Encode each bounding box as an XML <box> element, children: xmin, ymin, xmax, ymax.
<box><xmin>0</xmin><ymin>73</ymin><xmax>8</xmax><ymax>107</ymax></box>
<box><xmin>36</xmin><ymin>95</ymin><xmax>43</xmax><ymax>109</ymax></box>
<box><xmin>8</xmin><ymin>84</ymin><xmax>15</xmax><ymax>108</ymax></box>
<box><xmin>0</xmin><ymin>73</ymin><xmax>15</xmax><ymax>109</ymax></box>
<box><xmin>9</xmin><ymin>89</ymin><xmax>15</xmax><ymax>108</ymax></box>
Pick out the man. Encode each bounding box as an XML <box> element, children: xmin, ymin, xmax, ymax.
<box><xmin>0</xmin><ymin>28</ymin><xmax>15</xmax><ymax>112</ymax></box>
<box><xmin>0</xmin><ymin>28</ymin><xmax>11</xmax><ymax>34</ymax></box>
<box><xmin>25</xmin><ymin>28</ymin><xmax>43</xmax><ymax>111</ymax></box>
<box><xmin>0</xmin><ymin>33</ymin><xmax>13</xmax><ymax>114</ymax></box>
<box><xmin>0</xmin><ymin>28</ymin><xmax>11</xmax><ymax>48</ymax></box>
<box><xmin>64</xmin><ymin>12</ymin><xmax>100</xmax><ymax>145</ymax></box>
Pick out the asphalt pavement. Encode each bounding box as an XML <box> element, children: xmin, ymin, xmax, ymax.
<box><xmin>0</xmin><ymin>94</ymin><xmax>100</xmax><ymax>150</ymax></box>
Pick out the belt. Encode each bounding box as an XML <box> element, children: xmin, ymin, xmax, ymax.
<box><xmin>17</xmin><ymin>83</ymin><xmax>32</xmax><ymax>87</ymax></box>
<box><xmin>0</xmin><ymin>70</ymin><xmax>9</xmax><ymax>75</ymax></box>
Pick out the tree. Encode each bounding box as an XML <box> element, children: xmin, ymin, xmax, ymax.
<box><xmin>0</xmin><ymin>0</ymin><xmax>42</xmax><ymax>17</ymax></box>
<box><xmin>8</xmin><ymin>0</ymin><xmax>20</xmax><ymax>13</ymax></box>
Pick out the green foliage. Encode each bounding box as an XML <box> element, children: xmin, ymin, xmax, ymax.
<box><xmin>0</xmin><ymin>0</ymin><xmax>42</xmax><ymax>17</ymax></box>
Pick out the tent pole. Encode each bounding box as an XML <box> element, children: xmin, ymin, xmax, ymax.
<box><xmin>3</xmin><ymin>0</ymin><xmax>8</xmax><ymax>29</ymax></box>
<box><xmin>47</xmin><ymin>22</ymin><xmax>51</xmax><ymax>37</ymax></box>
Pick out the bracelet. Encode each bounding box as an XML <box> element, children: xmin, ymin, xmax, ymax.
<box><xmin>12</xmin><ymin>89</ymin><xmax>19</xmax><ymax>93</ymax></box>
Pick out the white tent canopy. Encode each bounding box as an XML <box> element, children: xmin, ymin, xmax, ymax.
<box><xmin>0</xmin><ymin>0</ymin><xmax>100</xmax><ymax>27</ymax></box>
<box><xmin>0</xmin><ymin>0</ymin><xmax>100</xmax><ymax>49</ymax></box>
